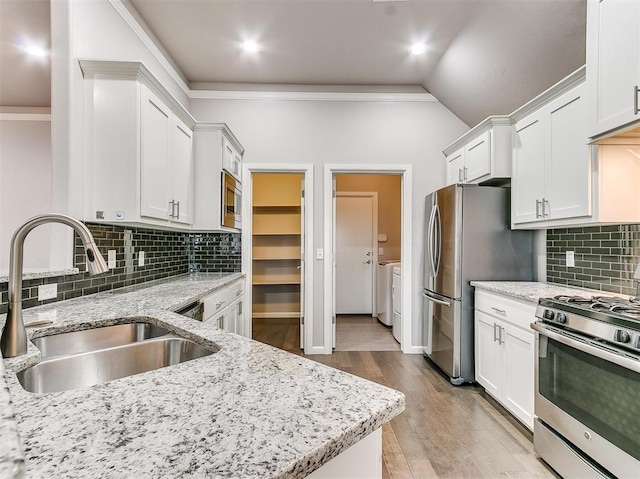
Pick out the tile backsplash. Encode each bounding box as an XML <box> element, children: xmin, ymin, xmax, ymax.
<box><xmin>547</xmin><ymin>224</ymin><xmax>640</xmax><ymax>296</ymax></box>
<box><xmin>0</xmin><ymin>223</ymin><xmax>241</xmax><ymax>314</ymax></box>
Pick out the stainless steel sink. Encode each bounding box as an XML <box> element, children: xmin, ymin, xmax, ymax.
<box><xmin>18</xmin><ymin>336</ymin><xmax>215</xmax><ymax>394</ymax></box>
<box><xmin>32</xmin><ymin>322</ymin><xmax>171</xmax><ymax>359</ymax></box>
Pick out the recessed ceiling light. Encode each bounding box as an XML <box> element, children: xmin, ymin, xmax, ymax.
<box><xmin>242</xmin><ymin>41</ymin><xmax>261</xmax><ymax>53</ymax></box>
<box><xmin>23</xmin><ymin>45</ymin><xmax>48</xmax><ymax>57</ymax></box>
<box><xmin>410</xmin><ymin>43</ymin><xmax>428</xmax><ymax>55</ymax></box>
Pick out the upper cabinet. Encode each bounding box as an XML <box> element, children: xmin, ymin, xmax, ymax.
<box><xmin>443</xmin><ymin>116</ymin><xmax>512</xmax><ymax>186</ymax></box>
<box><xmin>192</xmin><ymin>123</ymin><xmax>244</xmax><ymax>231</ymax></box>
<box><xmin>80</xmin><ymin>61</ymin><xmax>195</xmax><ymax>229</ymax></box>
<box><xmin>587</xmin><ymin>0</ymin><xmax>640</xmax><ymax>140</ymax></box>
<box><xmin>511</xmin><ymin>67</ymin><xmax>640</xmax><ymax>229</ymax></box>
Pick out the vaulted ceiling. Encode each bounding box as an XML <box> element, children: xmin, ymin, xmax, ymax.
<box><xmin>0</xmin><ymin>0</ymin><xmax>586</xmax><ymax>126</ymax></box>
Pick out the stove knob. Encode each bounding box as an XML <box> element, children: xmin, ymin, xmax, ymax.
<box><xmin>555</xmin><ymin>312</ymin><xmax>567</xmax><ymax>324</ymax></box>
<box><xmin>614</xmin><ymin>330</ymin><xmax>631</xmax><ymax>344</ymax></box>
<box><xmin>543</xmin><ymin>309</ymin><xmax>555</xmax><ymax>321</ymax></box>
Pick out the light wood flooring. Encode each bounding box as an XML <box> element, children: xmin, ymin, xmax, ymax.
<box><xmin>252</xmin><ymin>319</ymin><xmax>555</xmax><ymax>479</ymax></box>
<box><xmin>335</xmin><ymin>315</ymin><xmax>400</xmax><ymax>351</ymax></box>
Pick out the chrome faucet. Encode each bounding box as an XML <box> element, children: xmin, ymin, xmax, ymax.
<box><xmin>0</xmin><ymin>214</ymin><xmax>108</xmax><ymax>358</ymax></box>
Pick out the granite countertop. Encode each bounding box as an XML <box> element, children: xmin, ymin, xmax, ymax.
<box><xmin>471</xmin><ymin>281</ymin><xmax>631</xmax><ymax>303</ymax></box>
<box><xmin>1</xmin><ymin>273</ymin><xmax>405</xmax><ymax>479</ymax></box>
<box><xmin>0</xmin><ymin>269</ymin><xmax>79</xmax><ymax>284</ymax></box>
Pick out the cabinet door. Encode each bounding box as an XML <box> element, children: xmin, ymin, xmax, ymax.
<box><xmin>587</xmin><ymin>0</ymin><xmax>640</xmax><ymax>138</ymax></box>
<box><xmin>170</xmin><ymin>117</ymin><xmax>193</xmax><ymax>225</ymax></box>
<box><xmin>545</xmin><ymin>84</ymin><xmax>591</xmax><ymax>221</ymax></box>
<box><xmin>474</xmin><ymin>311</ymin><xmax>501</xmax><ymax>398</ymax></box>
<box><xmin>464</xmin><ymin>131</ymin><xmax>491</xmax><ymax>183</ymax></box>
<box><xmin>445</xmin><ymin>149</ymin><xmax>464</xmax><ymax>185</ymax></box>
<box><xmin>223</xmin><ymin>137</ymin><xmax>240</xmax><ymax>180</ymax></box>
<box><xmin>512</xmin><ymin>113</ymin><xmax>545</xmax><ymax>224</ymax></box>
<box><xmin>502</xmin><ymin>323</ymin><xmax>535</xmax><ymax>429</ymax></box>
<box><xmin>140</xmin><ymin>86</ymin><xmax>171</xmax><ymax>221</ymax></box>
<box><xmin>235</xmin><ymin>297</ymin><xmax>245</xmax><ymax>336</ymax></box>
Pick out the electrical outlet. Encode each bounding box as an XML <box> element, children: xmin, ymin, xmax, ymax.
<box><xmin>379</xmin><ymin>247</ymin><xmax>384</xmax><ymax>255</ymax></box>
<box><xmin>38</xmin><ymin>284</ymin><xmax>57</xmax><ymax>301</ymax></box>
<box><xmin>107</xmin><ymin>250</ymin><xmax>116</xmax><ymax>269</ymax></box>
<box><xmin>566</xmin><ymin>251</ymin><xmax>575</xmax><ymax>268</ymax></box>
<box><xmin>138</xmin><ymin>250</ymin><xmax>145</xmax><ymax>266</ymax></box>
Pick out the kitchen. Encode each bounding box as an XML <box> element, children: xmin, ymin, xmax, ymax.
<box><xmin>1</xmin><ymin>0</ymin><xmax>639</xmax><ymax>477</ymax></box>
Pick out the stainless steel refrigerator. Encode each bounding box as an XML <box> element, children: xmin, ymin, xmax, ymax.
<box><xmin>422</xmin><ymin>184</ymin><xmax>533</xmax><ymax>385</ymax></box>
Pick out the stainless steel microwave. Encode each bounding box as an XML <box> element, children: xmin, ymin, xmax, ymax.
<box><xmin>222</xmin><ymin>171</ymin><xmax>241</xmax><ymax>229</ymax></box>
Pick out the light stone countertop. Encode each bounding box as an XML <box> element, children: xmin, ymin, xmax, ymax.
<box><xmin>471</xmin><ymin>281</ymin><xmax>631</xmax><ymax>304</ymax></box>
<box><xmin>0</xmin><ymin>273</ymin><xmax>405</xmax><ymax>479</ymax></box>
<box><xmin>0</xmin><ymin>269</ymin><xmax>79</xmax><ymax>284</ymax></box>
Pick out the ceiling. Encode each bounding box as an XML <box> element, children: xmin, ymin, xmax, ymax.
<box><xmin>0</xmin><ymin>0</ymin><xmax>586</xmax><ymax>126</ymax></box>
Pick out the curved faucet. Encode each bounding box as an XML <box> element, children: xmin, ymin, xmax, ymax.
<box><xmin>1</xmin><ymin>214</ymin><xmax>108</xmax><ymax>357</ymax></box>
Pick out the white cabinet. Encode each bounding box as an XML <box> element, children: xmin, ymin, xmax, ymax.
<box><xmin>140</xmin><ymin>85</ymin><xmax>193</xmax><ymax>225</ymax></box>
<box><xmin>512</xmin><ymin>80</ymin><xmax>590</xmax><ymax>226</ymax></box>
<box><xmin>202</xmin><ymin>278</ymin><xmax>246</xmax><ymax>336</ymax></box>
<box><xmin>192</xmin><ymin>123</ymin><xmax>244</xmax><ymax>231</ymax></box>
<box><xmin>80</xmin><ymin>60</ymin><xmax>195</xmax><ymax>229</ymax></box>
<box><xmin>474</xmin><ymin>290</ymin><xmax>536</xmax><ymax>430</ymax></box>
<box><xmin>587</xmin><ymin>0</ymin><xmax>640</xmax><ymax>140</ymax></box>
<box><xmin>444</xmin><ymin>117</ymin><xmax>511</xmax><ymax>185</ymax></box>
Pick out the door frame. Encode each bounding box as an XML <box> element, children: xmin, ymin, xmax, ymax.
<box><xmin>335</xmin><ymin>191</ymin><xmax>378</xmax><ymax>315</ymax></box>
<box><xmin>242</xmin><ymin>163</ymin><xmax>314</xmax><ymax>354</ymax></box>
<box><xmin>323</xmin><ymin>164</ymin><xmax>413</xmax><ymax>354</ymax></box>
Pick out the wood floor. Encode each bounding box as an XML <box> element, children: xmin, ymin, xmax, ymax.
<box><xmin>252</xmin><ymin>319</ymin><xmax>556</xmax><ymax>479</ymax></box>
<box><xmin>335</xmin><ymin>315</ymin><xmax>400</xmax><ymax>351</ymax></box>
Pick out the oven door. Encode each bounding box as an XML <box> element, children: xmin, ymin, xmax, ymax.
<box><xmin>222</xmin><ymin>172</ymin><xmax>241</xmax><ymax>229</ymax></box>
<box><xmin>532</xmin><ymin>322</ymin><xmax>640</xmax><ymax>478</ymax></box>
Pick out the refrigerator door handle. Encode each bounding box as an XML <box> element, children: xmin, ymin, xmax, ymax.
<box><xmin>422</xmin><ymin>291</ymin><xmax>451</xmax><ymax>307</ymax></box>
<box><xmin>426</xmin><ymin>205</ymin><xmax>436</xmax><ymax>278</ymax></box>
<box><xmin>433</xmin><ymin>204</ymin><xmax>442</xmax><ymax>278</ymax></box>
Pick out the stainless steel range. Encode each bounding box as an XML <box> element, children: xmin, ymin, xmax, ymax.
<box><xmin>532</xmin><ymin>295</ymin><xmax>640</xmax><ymax>479</ymax></box>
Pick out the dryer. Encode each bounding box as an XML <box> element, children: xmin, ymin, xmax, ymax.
<box><xmin>375</xmin><ymin>260</ymin><xmax>400</xmax><ymax>326</ymax></box>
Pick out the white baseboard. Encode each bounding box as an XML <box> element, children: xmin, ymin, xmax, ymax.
<box><xmin>305</xmin><ymin>346</ymin><xmax>330</xmax><ymax>355</ymax></box>
<box><xmin>402</xmin><ymin>345</ymin><xmax>425</xmax><ymax>355</ymax></box>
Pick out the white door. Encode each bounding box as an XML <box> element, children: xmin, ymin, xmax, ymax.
<box><xmin>502</xmin><ymin>323</ymin><xmax>535</xmax><ymax>429</ymax></box>
<box><xmin>446</xmin><ymin>148</ymin><xmax>464</xmax><ymax>185</ymax></box>
<box><xmin>464</xmin><ymin>130</ymin><xmax>491</xmax><ymax>183</ymax></box>
<box><xmin>474</xmin><ymin>311</ymin><xmax>502</xmax><ymax>398</ymax></box>
<box><xmin>512</xmin><ymin>112</ymin><xmax>545</xmax><ymax>225</ymax></box>
<box><xmin>170</xmin><ymin>116</ymin><xmax>193</xmax><ymax>225</ymax></box>
<box><xmin>335</xmin><ymin>195</ymin><xmax>375</xmax><ymax>314</ymax></box>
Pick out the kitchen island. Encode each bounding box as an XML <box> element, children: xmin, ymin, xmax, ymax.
<box><xmin>0</xmin><ymin>273</ymin><xmax>405</xmax><ymax>478</ymax></box>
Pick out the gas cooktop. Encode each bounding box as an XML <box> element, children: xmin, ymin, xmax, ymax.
<box><xmin>536</xmin><ymin>295</ymin><xmax>640</xmax><ymax>352</ymax></box>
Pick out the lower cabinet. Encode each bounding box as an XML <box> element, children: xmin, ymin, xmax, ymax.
<box><xmin>202</xmin><ymin>279</ymin><xmax>246</xmax><ymax>336</ymax></box>
<box><xmin>474</xmin><ymin>290</ymin><xmax>536</xmax><ymax>430</ymax></box>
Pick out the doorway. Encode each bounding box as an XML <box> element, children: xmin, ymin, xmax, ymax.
<box><xmin>242</xmin><ymin>164</ymin><xmax>314</xmax><ymax>355</ymax></box>
<box><xmin>333</xmin><ymin>173</ymin><xmax>403</xmax><ymax>352</ymax></box>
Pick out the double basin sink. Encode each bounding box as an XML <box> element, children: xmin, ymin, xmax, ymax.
<box><xmin>18</xmin><ymin>321</ymin><xmax>216</xmax><ymax>394</ymax></box>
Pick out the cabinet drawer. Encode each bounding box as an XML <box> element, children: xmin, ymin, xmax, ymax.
<box><xmin>202</xmin><ymin>279</ymin><xmax>245</xmax><ymax>321</ymax></box>
<box><xmin>474</xmin><ymin>290</ymin><xmax>536</xmax><ymax>331</ymax></box>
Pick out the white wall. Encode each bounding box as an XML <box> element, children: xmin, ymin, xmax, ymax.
<box><xmin>0</xmin><ymin>116</ymin><xmax>52</xmax><ymax>273</ymax></box>
<box><xmin>189</xmin><ymin>98</ymin><xmax>468</xmax><ymax>351</ymax></box>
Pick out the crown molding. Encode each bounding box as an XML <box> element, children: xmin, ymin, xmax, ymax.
<box><xmin>443</xmin><ymin>115</ymin><xmax>511</xmax><ymax>155</ymax></box>
<box><xmin>108</xmin><ymin>0</ymin><xmax>190</xmax><ymax>96</ymax></box>
<box><xmin>194</xmin><ymin>122</ymin><xmax>244</xmax><ymax>153</ymax></box>
<box><xmin>189</xmin><ymin>90</ymin><xmax>438</xmax><ymax>102</ymax></box>
<box><xmin>510</xmin><ymin>65</ymin><xmax>586</xmax><ymax>123</ymax></box>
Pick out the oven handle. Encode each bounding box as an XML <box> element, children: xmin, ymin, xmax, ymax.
<box><xmin>531</xmin><ymin>323</ymin><xmax>640</xmax><ymax>374</ymax></box>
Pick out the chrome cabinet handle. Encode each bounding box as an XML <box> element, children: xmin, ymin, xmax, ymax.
<box><xmin>535</xmin><ymin>199</ymin><xmax>542</xmax><ymax>218</ymax></box>
<box><xmin>169</xmin><ymin>200</ymin><xmax>175</xmax><ymax>218</ymax></box>
<box><xmin>498</xmin><ymin>326</ymin><xmax>505</xmax><ymax>345</ymax></box>
<box><xmin>458</xmin><ymin>168</ymin><xmax>463</xmax><ymax>182</ymax></box>
<box><xmin>491</xmin><ymin>307</ymin><xmax>506</xmax><ymax>315</ymax></box>
<box><xmin>463</xmin><ymin>166</ymin><xmax>468</xmax><ymax>181</ymax></box>
<box><xmin>543</xmin><ymin>198</ymin><xmax>550</xmax><ymax>217</ymax></box>
<box><xmin>176</xmin><ymin>201</ymin><xmax>180</xmax><ymax>220</ymax></box>
<box><xmin>635</xmin><ymin>85</ymin><xmax>639</xmax><ymax>115</ymax></box>
<box><xmin>215</xmin><ymin>300</ymin><xmax>225</xmax><ymax>310</ymax></box>
<box><xmin>493</xmin><ymin>323</ymin><xmax>499</xmax><ymax>342</ymax></box>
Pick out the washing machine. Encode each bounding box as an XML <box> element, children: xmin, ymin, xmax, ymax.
<box><xmin>392</xmin><ymin>264</ymin><xmax>402</xmax><ymax>343</ymax></box>
<box><xmin>375</xmin><ymin>260</ymin><xmax>400</xmax><ymax>326</ymax></box>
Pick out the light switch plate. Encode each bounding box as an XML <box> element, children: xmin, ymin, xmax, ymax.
<box><xmin>38</xmin><ymin>284</ymin><xmax>57</xmax><ymax>301</ymax></box>
<box><xmin>379</xmin><ymin>247</ymin><xmax>384</xmax><ymax>255</ymax></box>
<box><xmin>138</xmin><ymin>250</ymin><xmax>145</xmax><ymax>266</ymax></box>
<box><xmin>566</xmin><ymin>251</ymin><xmax>575</xmax><ymax>268</ymax></box>
<box><xmin>107</xmin><ymin>250</ymin><xmax>116</xmax><ymax>269</ymax></box>
<box><xmin>316</xmin><ymin>248</ymin><xmax>324</xmax><ymax>260</ymax></box>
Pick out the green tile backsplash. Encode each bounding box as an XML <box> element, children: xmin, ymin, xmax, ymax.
<box><xmin>0</xmin><ymin>223</ymin><xmax>240</xmax><ymax>314</ymax></box>
<box><xmin>547</xmin><ymin>224</ymin><xmax>640</xmax><ymax>296</ymax></box>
